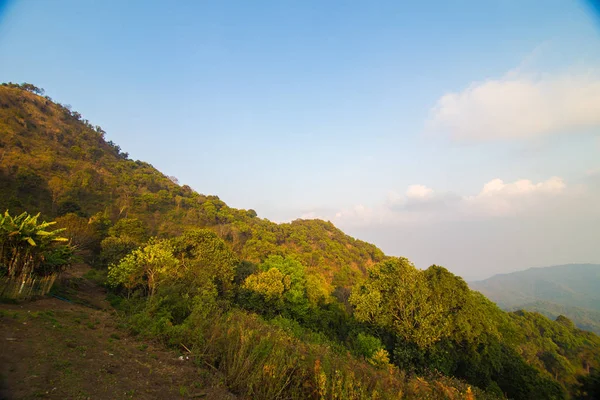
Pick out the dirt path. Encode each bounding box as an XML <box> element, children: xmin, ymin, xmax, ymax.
<box><xmin>0</xmin><ymin>266</ymin><xmax>234</xmax><ymax>400</ymax></box>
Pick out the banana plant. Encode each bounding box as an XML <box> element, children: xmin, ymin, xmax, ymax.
<box><xmin>0</xmin><ymin>210</ymin><xmax>71</xmax><ymax>279</ymax></box>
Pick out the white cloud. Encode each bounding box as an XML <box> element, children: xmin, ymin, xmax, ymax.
<box><xmin>406</xmin><ymin>184</ymin><xmax>434</xmax><ymax>199</ymax></box>
<box><xmin>427</xmin><ymin>71</ymin><xmax>600</xmax><ymax>141</ymax></box>
<box><xmin>464</xmin><ymin>176</ymin><xmax>566</xmax><ymax>217</ymax></box>
<box><xmin>333</xmin><ymin>176</ymin><xmax>568</xmax><ymax>226</ymax></box>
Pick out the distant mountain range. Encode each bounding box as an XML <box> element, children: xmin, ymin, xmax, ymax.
<box><xmin>470</xmin><ymin>264</ymin><xmax>600</xmax><ymax>333</ymax></box>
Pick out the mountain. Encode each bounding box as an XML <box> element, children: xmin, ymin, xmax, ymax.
<box><xmin>3</xmin><ymin>82</ymin><xmax>600</xmax><ymax>400</ymax></box>
<box><xmin>0</xmin><ymin>83</ymin><xmax>384</xmax><ymax>287</ymax></box>
<box><xmin>470</xmin><ymin>264</ymin><xmax>600</xmax><ymax>333</ymax></box>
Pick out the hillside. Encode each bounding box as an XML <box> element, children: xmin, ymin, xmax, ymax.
<box><xmin>2</xmin><ymin>83</ymin><xmax>600</xmax><ymax>399</ymax></box>
<box><xmin>508</xmin><ymin>301</ymin><xmax>600</xmax><ymax>335</ymax></box>
<box><xmin>0</xmin><ymin>83</ymin><xmax>384</xmax><ymax>288</ymax></box>
<box><xmin>470</xmin><ymin>264</ymin><xmax>600</xmax><ymax>333</ymax></box>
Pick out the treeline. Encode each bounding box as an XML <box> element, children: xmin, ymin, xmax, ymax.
<box><xmin>1</xmin><ymin>83</ymin><xmax>600</xmax><ymax>399</ymax></box>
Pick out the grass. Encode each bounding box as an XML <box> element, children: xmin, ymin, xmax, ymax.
<box><xmin>126</xmin><ymin>306</ymin><xmax>492</xmax><ymax>400</ymax></box>
<box><xmin>179</xmin><ymin>385</ymin><xmax>189</xmax><ymax>396</ymax></box>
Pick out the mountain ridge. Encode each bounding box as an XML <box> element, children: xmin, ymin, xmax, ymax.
<box><xmin>470</xmin><ymin>263</ymin><xmax>600</xmax><ymax>333</ymax></box>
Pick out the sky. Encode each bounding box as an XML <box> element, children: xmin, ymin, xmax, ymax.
<box><xmin>1</xmin><ymin>0</ymin><xmax>599</xmax><ymax>280</ymax></box>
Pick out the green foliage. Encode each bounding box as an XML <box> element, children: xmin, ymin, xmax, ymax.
<box><xmin>244</xmin><ymin>267</ymin><xmax>289</xmax><ymax>301</ymax></box>
<box><xmin>100</xmin><ymin>236</ymin><xmax>139</xmax><ymax>266</ymax></box>
<box><xmin>576</xmin><ymin>368</ymin><xmax>600</xmax><ymax>399</ymax></box>
<box><xmin>108</xmin><ymin>218</ymin><xmax>148</xmax><ymax>243</ymax></box>
<box><xmin>471</xmin><ymin>264</ymin><xmax>600</xmax><ymax>333</ymax></box>
<box><xmin>507</xmin><ymin>309</ymin><xmax>600</xmax><ymax>391</ymax></box>
<box><xmin>172</xmin><ymin>229</ymin><xmax>238</xmax><ymax>296</ymax></box>
<box><xmin>0</xmin><ymin>84</ymin><xmax>384</xmax><ymax>289</ymax></box>
<box><xmin>351</xmin><ymin>258</ymin><xmax>450</xmax><ymax>348</ymax></box>
<box><xmin>0</xmin><ymin>210</ymin><xmax>73</xmax><ymax>279</ymax></box>
<box><xmin>125</xmin><ymin>304</ymin><xmax>486</xmax><ymax>400</ymax></box>
<box><xmin>513</xmin><ymin>301</ymin><xmax>600</xmax><ymax>335</ymax></box>
<box><xmin>354</xmin><ymin>333</ymin><xmax>384</xmax><ymax>359</ymax></box>
<box><xmin>259</xmin><ymin>256</ymin><xmax>307</xmax><ymax>309</ymax></box>
<box><xmin>305</xmin><ymin>272</ymin><xmax>332</xmax><ymax>307</ymax></box>
<box><xmin>54</xmin><ymin>213</ymin><xmax>107</xmax><ymax>264</ymax></box>
<box><xmin>107</xmin><ymin>238</ymin><xmax>179</xmax><ymax>297</ymax></box>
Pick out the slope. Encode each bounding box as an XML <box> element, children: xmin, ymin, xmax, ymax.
<box><xmin>470</xmin><ymin>264</ymin><xmax>600</xmax><ymax>333</ymax></box>
<box><xmin>0</xmin><ymin>264</ymin><xmax>234</xmax><ymax>400</ymax></box>
<box><xmin>0</xmin><ymin>83</ymin><xmax>384</xmax><ymax>288</ymax></box>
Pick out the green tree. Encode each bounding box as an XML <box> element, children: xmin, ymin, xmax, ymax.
<box><xmin>350</xmin><ymin>257</ymin><xmax>445</xmax><ymax>348</ymax></box>
<box><xmin>305</xmin><ymin>273</ymin><xmax>332</xmax><ymax>307</ymax></box>
<box><xmin>243</xmin><ymin>267</ymin><xmax>290</xmax><ymax>301</ymax></box>
<box><xmin>259</xmin><ymin>255</ymin><xmax>309</xmax><ymax>315</ymax></box>
<box><xmin>172</xmin><ymin>229</ymin><xmax>238</xmax><ymax>295</ymax></box>
<box><xmin>107</xmin><ymin>238</ymin><xmax>179</xmax><ymax>297</ymax></box>
<box><xmin>108</xmin><ymin>218</ymin><xmax>148</xmax><ymax>243</ymax></box>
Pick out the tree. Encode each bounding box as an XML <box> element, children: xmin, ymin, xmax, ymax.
<box><xmin>243</xmin><ymin>267</ymin><xmax>289</xmax><ymax>301</ymax></box>
<box><xmin>48</xmin><ymin>176</ymin><xmax>65</xmax><ymax>212</ymax></box>
<box><xmin>108</xmin><ymin>218</ymin><xmax>148</xmax><ymax>243</ymax></box>
<box><xmin>305</xmin><ymin>273</ymin><xmax>332</xmax><ymax>307</ymax></box>
<box><xmin>107</xmin><ymin>238</ymin><xmax>179</xmax><ymax>297</ymax></box>
<box><xmin>246</xmin><ymin>209</ymin><xmax>257</xmax><ymax>218</ymax></box>
<box><xmin>172</xmin><ymin>229</ymin><xmax>238</xmax><ymax>295</ymax></box>
<box><xmin>350</xmin><ymin>257</ymin><xmax>448</xmax><ymax>348</ymax></box>
<box><xmin>259</xmin><ymin>255</ymin><xmax>308</xmax><ymax>314</ymax></box>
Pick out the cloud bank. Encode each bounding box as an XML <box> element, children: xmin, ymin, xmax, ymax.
<box><xmin>322</xmin><ymin>175</ymin><xmax>599</xmax><ymax>279</ymax></box>
<box><xmin>330</xmin><ymin>176</ymin><xmax>569</xmax><ymax>226</ymax></box>
<box><xmin>427</xmin><ymin>71</ymin><xmax>600</xmax><ymax>141</ymax></box>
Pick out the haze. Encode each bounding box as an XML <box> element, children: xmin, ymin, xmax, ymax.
<box><xmin>1</xmin><ymin>0</ymin><xmax>599</xmax><ymax>280</ymax></box>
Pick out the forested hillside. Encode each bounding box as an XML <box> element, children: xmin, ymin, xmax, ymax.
<box><xmin>471</xmin><ymin>264</ymin><xmax>600</xmax><ymax>334</ymax></box>
<box><xmin>0</xmin><ymin>83</ymin><xmax>384</xmax><ymax>287</ymax></box>
<box><xmin>2</xmin><ymin>83</ymin><xmax>600</xmax><ymax>399</ymax></box>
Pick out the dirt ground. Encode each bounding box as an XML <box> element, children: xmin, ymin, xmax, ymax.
<box><xmin>0</xmin><ymin>265</ymin><xmax>235</xmax><ymax>400</ymax></box>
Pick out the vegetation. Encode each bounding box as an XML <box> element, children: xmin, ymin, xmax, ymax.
<box><xmin>0</xmin><ymin>210</ymin><xmax>74</xmax><ymax>298</ymax></box>
<box><xmin>471</xmin><ymin>264</ymin><xmax>600</xmax><ymax>334</ymax></box>
<box><xmin>509</xmin><ymin>301</ymin><xmax>600</xmax><ymax>335</ymax></box>
<box><xmin>2</xmin><ymin>83</ymin><xmax>600</xmax><ymax>399</ymax></box>
<box><xmin>0</xmin><ymin>81</ymin><xmax>384</xmax><ymax>287</ymax></box>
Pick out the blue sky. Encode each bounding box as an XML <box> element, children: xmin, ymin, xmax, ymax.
<box><xmin>1</xmin><ymin>0</ymin><xmax>599</xmax><ymax>279</ymax></box>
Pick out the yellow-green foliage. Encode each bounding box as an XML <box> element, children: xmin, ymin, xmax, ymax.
<box><xmin>142</xmin><ymin>308</ymin><xmax>488</xmax><ymax>400</ymax></box>
<box><xmin>244</xmin><ymin>267</ymin><xmax>290</xmax><ymax>300</ymax></box>
<box><xmin>107</xmin><ymin>238</ymin><xmax>179</xmax><ymax>297</ymax></box>
<box><xmin>351</xmin><ymin>258</ymin><xmax>500</xmax><ymax>349</ymax></box>
<box><xmin>0</xmin><ymin>210</ymin><xmax>71</xmax><ymax>279</ymax></box>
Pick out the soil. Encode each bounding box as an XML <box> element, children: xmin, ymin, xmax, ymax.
<box><xmin>0</xmin><ymin>265</ymin><xmax>235</xmax><ymax>400</ymax></box>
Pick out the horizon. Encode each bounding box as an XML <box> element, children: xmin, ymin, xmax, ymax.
<box><xmin>1</xmin><ymin>0</ymin><xmax>600</xmax><ymax>280</ymax></box>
